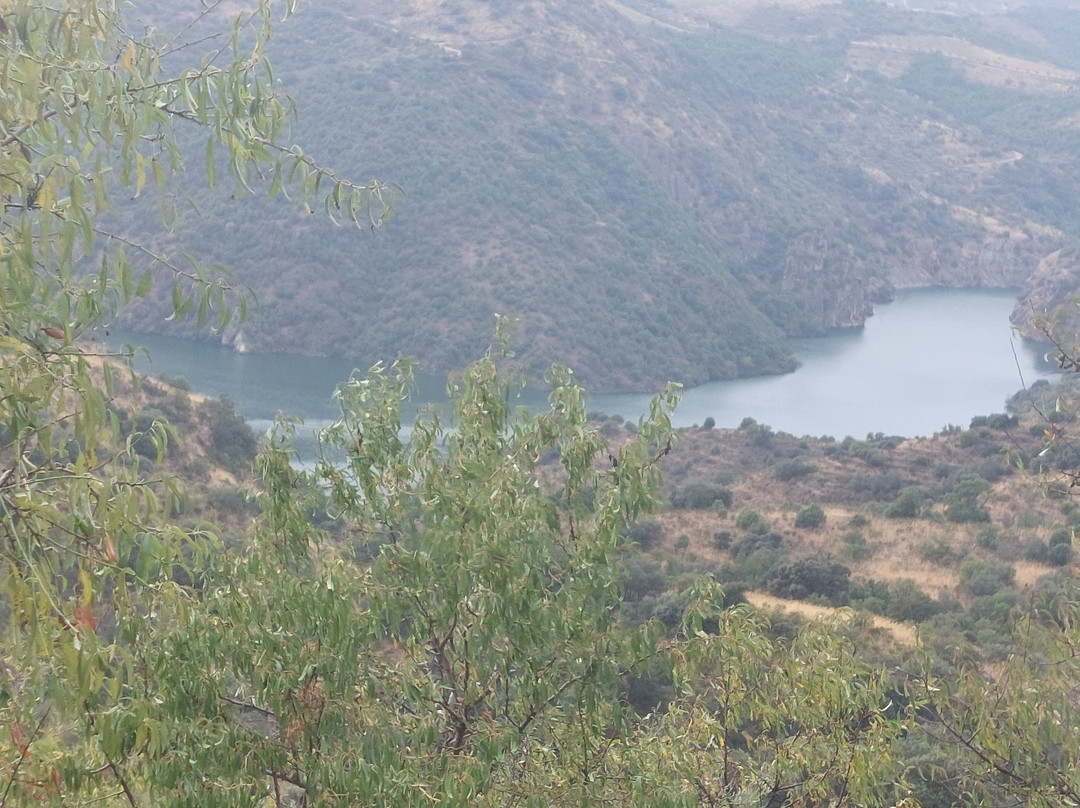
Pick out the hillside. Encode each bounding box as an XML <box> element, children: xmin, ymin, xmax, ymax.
<box><xmin>614</xmin><ymin>369</ymin><xmax>1080</xmax><ymax>671</ymax></box>
<box><xmin>115</xmin><ymin>0</ymin><xmax>1080</xmax><ymax>390</ymax></box>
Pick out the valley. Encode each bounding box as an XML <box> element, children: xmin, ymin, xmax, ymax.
<box><xmin>112</xmin><ymin>0</ymin><xmax>1080</xmax><ymax>391</ymax></box>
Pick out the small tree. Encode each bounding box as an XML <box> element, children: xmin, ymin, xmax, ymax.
<box><xmin>945</xmin><ymin>476</ymin><xmax>991</xmax><ymax>523</ymax></box>
<box><xmin>0</xmin><ymin>0</ymin><xmax>390</xmax><ymax>799</ymax></box>
<box><xmin>795</xmin><ymin>503</ymin><xmax>827</xmax><ymax>530</ymax></box>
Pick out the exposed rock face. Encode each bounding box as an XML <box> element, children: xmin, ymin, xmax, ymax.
<box><xmin>773</xmin><ymin>234</ymin><xmax>887</xmax><ymax>336</ymax></box>
<box><xmin>1011</xmin><ymin>248</ymin><xmax>1080</xmax><ymax>343</ymax></box>
<box><xmin>771</xmin><ymin>231</ymin><xmax>1057</xmax><ymax>337</ymax></box>
<box><xmin>883</xmin><ymin>232</ymin><xmax>1056</xmax><ymax>289</ymax></box>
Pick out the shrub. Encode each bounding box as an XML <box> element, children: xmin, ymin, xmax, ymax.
<box><xmin>976</xmin><ymin>526</ymin><xmax>999</xmax><ymax>550</ymax></box>
<box><xmin>712</xmin><ymin>530</ymin><xmax>734</xmax><ymax>551</ymax></box>
<box><xmin>887</xmin><ymin>580</ymin><xmax>946</xmax><ymax>623</ymax></box>
<box><xmin>849</xmin><ymin>579</ymin><xmax>891</xmax><ymax>615</ymax></box>
<box><xmin>848</xmin><ymin>513</ymin><xmax>870</xmax><ymax>529</ymax></box>
<box><xmin>730</xmin><ymin>531</ymin><xmax>783</xmax><ymax>559</ymax></box>
<box><xmin>622</xmin><ymin>555</ymin><xmax>666</xmax><ymax>601</ymax></box>
<box><xmin>774</xmin><ymin>458</ymin><xmax>817</xmax><ymax>482</ymax></box>
<box><xmin>794</xmin><ymin>503</ymin><xmax>826</xmax><ymax>530</ymax></box>
<box><xmin>626</xmin><ymin>519</ymin><xmax>663</xmax><ymax>549</ymax></box>
<box><xmin>702</xmin><ymin>416</ymin><xmax>715</xmax><ymax>430</ymax></box>
<box><xmin>1049</xmin><ymin>528</ymin><xmax>1073</xmax><ymax>548</ymax></box>
<box><xmin>958</xmin><ymin>555</ymin><xmax>1015</xmax><ymax>597</ymax></box>
<box><xmin>1022</xmin><ymin>539</ymin><xmax>1049</xmax><ymax>563</ymax></box>
<box><xmin>918</xmin><ymin>537</ymin><xmax>959</xmax><ymax>567</ymax></box>
<box><xmin>885</xmin><ymin>486</ymin><xmax>925</xmax><ymax>519</ymax></box>
<box><xmin>200</xmin><ymin>397</ymin><xmax>257</xmax><ymax>476</ymax></box>
<box><xmin>764</xmin><ymin>558</ymin><xmax>851</xmax><ymax>606</ymax></box>
<box><xmin>131</xmin><ymin>406</ymin><xmax>168</xmax><ymax>458</ymax></box>
<box><xmin>672</xmin><ymin>483</ymin><xmax>733</xmax><ymax>511</ymax></box>
<box><xmin>944</xmin><ymin>476</ymin><xmax>991</xmax><ymax>524</ymax></box>
<box><xmin>735</xmin><ymin>507</ymin><xmax>769</xmax><ymax>534</ymax></box>
<box><xmin>840</xmin><ymin>530</ymin><xmax>871</xmax><ymax>562</ymax></box>
<box><xmin>1048</xmin><ymin>543</ymin><xmax>1073</xmax><ymax>567</ymax></box>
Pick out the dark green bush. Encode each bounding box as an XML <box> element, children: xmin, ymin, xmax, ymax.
<box><xmin>200</xmin><ymin>397</ymin><xmax>257</xmax><ymax>476</ymax></box>
<box><xmin>764</xmin><ymin>558</ymin><xmax>850</xmax><ymax>606</ymax></box>
<box><xmin>1022</xmin><ymin>539</ymin><xmax>1049</xmax><ymax>563</ymax></box>
<box><xmin>774</xmin><ymin>458</ymin><xmax>816</xmax><ymax>482</ymax></box>
<box><xmin>794</xmin><ymin>503</ymin><xmax>826</xmax><ymax>530</ymax></box>
<box><xmin>840</xmin><ymin>529</ymin><xmax>871</xmax><ymax>562</ymax></box>
<box><xmin>1049</xmin><ymin>528</ymin><xmax>1073</xmax><ymax>548</ymax></box>
<box><xmin>132</xmin><ymin>407</ymin><xmax>172</xmax><ymax>461</ymax></box>
<box><xmin>885</xmin><ymin>486</ymin><xmax>925</xmax><ymax>519</ymax></box>
<box><xmin>918</xmin><ymin>537</ymin><xmax>959</xmax><ymax>567</ymax></box>
<box><xmin>626</xmin><ymin>519</ymin><xmax>663</xmax><ymax>549</ymax></box>
<box><xmin>622</xmin><ymin>555</ymin><xmax>666</xmax><ymax>601</ymax></box>
<box><xmin>887</xmin><ymin>580</ymin><xmax>947</xmax><ymax>623</ymax></box>
<box><xmin>712</xmin><ymin>530</ymin><xmax>733</xmax><ymax>551</ymax></box>
<box><xmin>1048</xmin><ymin>542</ymin><xmax>1073</xmax><ymax>567</ymax></box>
<box><xmin>958</xmin><ymin>555</ymin><xmax>1015</xmax><ymax>597</ymax></box>
<box><xmin>672</xmin><ymin>483</ymin><xmax>733</xmax><ymax>510</ymax></box>
<box><xmin>735</xmin><ymin>507</ymin><xmax>769</xmax><ymax>534</ymax></box>
<box><xmin>944</xmin><ymin>476</ymin><xmax>990</xmax><ymax>524</ymax></box>
<box><xmin>730</xmin><ymin>531</ymin><xmax>783</xmax><ymax>559</ymax></box>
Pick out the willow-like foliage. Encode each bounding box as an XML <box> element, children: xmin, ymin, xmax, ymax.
<box><xmin>0</xmin><ymin>1</ymin><xmax>389</xmax><ymax>803</ymax></box>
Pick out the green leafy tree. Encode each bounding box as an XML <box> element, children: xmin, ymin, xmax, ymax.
<box><xmin>0</xmin><ymin>0</ymin><xmax>389</xmax><ymax>801</ymax></box>
<box><xmin>131</xmin><ymin>346</ymin><xmax>917</xmax><ymax>806</ymax></box>
<box><xmin>912</xmin><ymin>583</ymin><xmax>1080</xmax><ymax>807</ymax></box>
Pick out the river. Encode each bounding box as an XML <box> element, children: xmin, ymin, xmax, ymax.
<box><xmin>104</xmin><ymin>288</ymin><xmax>1057</xmax><ymax>454</ymax></box>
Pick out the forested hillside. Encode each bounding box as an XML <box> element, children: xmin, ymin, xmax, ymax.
<box><xmin>111</xmin><ymin>0</ymin><xmax>1080</xmax><ymax>390</ymax></box>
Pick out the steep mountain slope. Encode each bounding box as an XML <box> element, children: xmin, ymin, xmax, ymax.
<box><xmin>118</xmin><ymin>0</ymin><xmax>1080</xmax><ymax>390</ymax></box>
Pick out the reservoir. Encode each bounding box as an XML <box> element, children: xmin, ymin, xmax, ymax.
<box><xmin>105</xmin><ymin>288</ymin><xmax>1057</xmax><ymax>450</ymax></box>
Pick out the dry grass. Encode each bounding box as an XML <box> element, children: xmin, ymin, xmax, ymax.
<box><xmin>1013</xmin><ymin>560</ymin><xmax>1055</xmax><ymax>589</ymax></box>
<box><xmin>848</xmin><ymin>35</ymin><xmax>1079</xmax><ymax>92</ymax></box>
<box><xmin>672</xmin><ymin>0</ymin><xmax>838</xmax><ymax>26</ymax></box>
<box><xmin>745</xmin><ymin>592</ymin><xmax>920</xmax><ymax>647</ymax></box>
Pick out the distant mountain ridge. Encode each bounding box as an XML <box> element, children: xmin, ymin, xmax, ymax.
<box><xmin>118</xmin><ymin>0</ymin><xmax>1080</xmax><ymax>390</ymax></box>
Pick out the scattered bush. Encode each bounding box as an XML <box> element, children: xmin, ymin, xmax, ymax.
<box><xmin>764</xmin><ymin>558</ymin><xmax>851</xmax><ymax>606</ymax></box>
<box><xmin>1049</xmin><ymin>528</ymin><xmax>1073</xmax><ymax>548</ymax></box>
<box><xmin>712</xmin><ymin>530</ymin><xmax>734</xmax><ymax>551</ymax></box>
<box><xmin>774</xmin><ymin>458</ymin><xmax>816</xmax><ymax>482</ymax></box>
<box><xmin>626</xmin><ymin>519</ymin><xmax>663</xmax><ymax>549</ymax></box>
<box><xmin>887</xmin><ymin>580</ymin><xmax>947</xmax><ymax>623</ymax></box>
<box><xmin>958</xmin><ymin>555</ymin><xmax>1015</xmax><ymax>597</ymax></box>
<box><xmin>944</xmin><ymin>476</ymin><xmax>991</xmax><ymax>524</ymax></box>
<box><xmin>848</xmin><ymin>513</ymin><xmax>870</xmax><ymax>529</ymax></box>
<box><xmin>1022</xmin><ymin>539</ymin><xmax>1049</xmax><ymax>564</ymax></box>
<box><xmin>1048</xmin><ymin>543</ymin><xmax>1073</xmax><ymax>567</ymax></box>
<box><xmin>918</xmin><ymin>536</ymin><xmax>959</xmax><ymax>567</ymax></box>
<box><xmin>794</xmin><ymin>503</ymin><xmax>826</xmax><ymax>530</ymax></box>
<box><xmin>730</xmin><ymin>531</ymin><xmax>784</xmax><ymax>559</ymax></box>
<box><xmin>885</xmin><ymin>486</ymin><xmax>925</xmax><ymax>519</ymax></box>
<box><xmin>701</xmin><ymin>416</ymin><xmax>715</xmax><ymax>430</ymax></box>
<box><xmin>622</xmin><ymin>555</ymin><xmax>666</xmax><ymax>601</ymax></box>
<box><xmin>975</xmin><ymin>526</ymin><xmax>999</xmax><ymax>550</ymax></box>
<box><xmin>840</xmin><ymin>529</ymin><xmax>872</xmax><ymax>562</ymax></box>
<box><xmin>672</xmin><ymin>483</ymin><xmax>733</xmax><ymax>511</ymax></box>
<box><xmin>735</xmin><ymin>507</ymin><xmax>770</xmax><ymax>534</ymax></box>
<box><xmin>132</xmin><ymin>407</ymin><xmax>174</xmax><ymax>461</ymax></box>
<box><xmin>201</xmin><ymin>397</ymin><xmax>257</xmax><ymax>476</ymax></box>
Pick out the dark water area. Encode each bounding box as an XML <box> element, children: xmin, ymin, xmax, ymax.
<box><xmin>102</xmin><ymin>288</ymin><xmax>1057</xmax><ymax>459</ymax></box>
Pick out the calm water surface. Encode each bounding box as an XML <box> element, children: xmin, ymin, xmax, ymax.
<box><xmin>105</xmin><ymin>289</ymin><xmax>1056</xmax><ymax>452</ymax></box>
